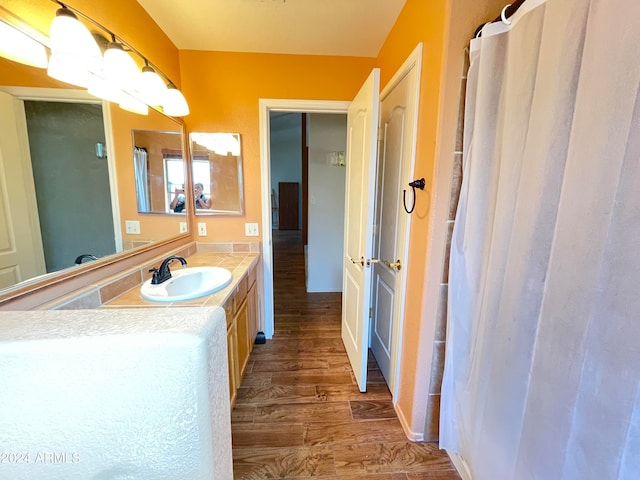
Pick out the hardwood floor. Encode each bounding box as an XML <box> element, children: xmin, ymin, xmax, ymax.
<box><xmin>231</xmin><ymin>230</ymin><xmax>461</xmax><ymax>480</ymax></box>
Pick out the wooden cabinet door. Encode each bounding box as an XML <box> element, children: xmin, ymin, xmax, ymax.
<box><xmin>278</xmin><ymin>182</ymin><xmax>299</xmax><ymax>230</ymax></box>
<box><xmin>227</xmin><ymin>321</ymin><xmax>238</xmax><ymax>407</ymax></box>
<box><xmin>235</xmin><ymin>299</ymin><xmax>250</xmax><ymax>379</ymax></box>
<box><xmin>248</xmin><ymin>282</ymin><xmax>259</xmax><ymax>350</ymax></box>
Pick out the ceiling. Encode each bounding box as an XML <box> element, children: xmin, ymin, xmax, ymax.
<box><xmin>136</xmin><ymin>0</ymin><xmax>407</xmax><ymax>58</ymax></box>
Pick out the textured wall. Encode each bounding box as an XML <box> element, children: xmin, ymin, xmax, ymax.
<box><xmin>0</xmin><ymin>307</ymin><xmax>232</xmax><ymax>479</ymax></box>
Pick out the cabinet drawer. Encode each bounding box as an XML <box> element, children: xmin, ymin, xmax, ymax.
<box><xmin>234</xmin><ymin>275</ymin><xmax>248</xmax><ymax>312</ymax></box>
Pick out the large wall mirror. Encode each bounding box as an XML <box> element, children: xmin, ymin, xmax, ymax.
<box><xmin>189</xmin><ymin>132</ymin><xmax>244</xmax><ymax>215</ymax></box>
<box><xmin>0</xmin><ymin>73</ymin><xmax>187</xmax><ymax>294</ymax></box>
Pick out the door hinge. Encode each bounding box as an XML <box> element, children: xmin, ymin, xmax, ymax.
<box><xmin>369</xmin><ymin>307</ymin><xmax>373</xmax><ymax>319</ymax></box>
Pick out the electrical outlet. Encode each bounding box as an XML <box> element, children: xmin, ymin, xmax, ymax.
<box><xmin>245</xmin><ymin>223</ymin><xmax>259</xmax><ymax>237</ymax></box>
<box><xmin>125</xmin><ymin>220</ymin><xmax>140</xmax><ymax>235</ymax></box>
<box><xmin>179</xmin><ymin>222</ymin><xmax>188</xmax><ymax>234</ymax></box>
<box><xmin>198</xmin><ymin>222</ymin><xmax>207</xmax><ymax>236</ymax></box>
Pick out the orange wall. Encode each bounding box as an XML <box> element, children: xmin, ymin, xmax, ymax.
<box><xmin>179</xmin><ymin>51</ymin><xmax>376</xmax><ymax>239</ymax></box>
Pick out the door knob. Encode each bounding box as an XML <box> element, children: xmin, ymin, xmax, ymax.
<box><xmin>383</xmin><ymin>259</ymin><xmax>402</xmax><ymax>271</ymax></box>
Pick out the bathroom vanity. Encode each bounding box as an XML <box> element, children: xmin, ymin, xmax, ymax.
<box><xmin>102</xmin><ymin>249</ymin><xmax>261</xmax><ymax>407</ymax></box>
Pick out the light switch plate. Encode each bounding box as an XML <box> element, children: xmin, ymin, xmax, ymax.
<box><xmin>245</xmin><ymin>223</ymin><xmax>259</xmax><ymax>237</ymax></box>
<box><xmin>179</xmin><ymin>222</ymin><xmax>188</xmax><ymax>233</ymax></box>
<box><xmin>125</xmin><ymin>220</ymin><xmax>140</xmax><ymax>235</ymax></box>
<box><xmin>198</xmin><ymin>222</ymin><xmax>207</xmax><ymax>236</ymax></box>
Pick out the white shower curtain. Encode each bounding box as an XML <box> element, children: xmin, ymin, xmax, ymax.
<box><xmin>134</xmin><ymin>147</ymin><xmax>150</xmax><ymax>211</ymax></box>
<box><xmin>441</xmin><ymin>0</ymin><xmax>640</xmax><ymax>479</ymax></box>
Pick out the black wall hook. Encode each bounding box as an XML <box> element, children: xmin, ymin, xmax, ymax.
<box><xmin>403</xmin><ymin>178</ymin><xmax>426</xmax><ymax>214</ymax></box>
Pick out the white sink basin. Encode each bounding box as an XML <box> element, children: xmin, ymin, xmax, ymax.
<box><xmin>140</xmin><ymin>266</ymin><xmax>233</xmax><ymax>302</ymax></box>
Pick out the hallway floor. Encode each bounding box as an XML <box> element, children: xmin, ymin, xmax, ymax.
<box><xmin>231</xmin><ymin>230</ymin><xmax>461</xmax><ymax>479</ymax></box>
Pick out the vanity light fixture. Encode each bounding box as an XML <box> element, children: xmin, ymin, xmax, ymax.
<box><xmin>47</xmin><ymin>6</ymin><xmax>102</xmax><ymax>88</ymax></box>
<box><xmin>43</xmin><ymin>1</ymin><xmax>189</xmax><ymax>116</ymax></box>
<box><xmin>0</xmin><ymin>17</ymin><xmax>48</xmax><ymax>68</ymax></box>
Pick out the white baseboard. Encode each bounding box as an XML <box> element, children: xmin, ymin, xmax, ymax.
<box><xmin>394</xmin><ymin>404</ymin><xmax>424</xmax><ymax>442</ymax></box>
<box><xmin>447</xmin><ymin>451</ymin><xmax>472</xmax><ymax>480</ymax></box>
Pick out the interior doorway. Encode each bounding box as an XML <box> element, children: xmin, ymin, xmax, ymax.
<box><xmin>260</xmin><ymin>100</ymin><xmax>350</xmax><ymax>339</ymax></box>
<box><xmin>268</xmin><ymin>110</ymin><xmax>349</xmax><ymax>308</ymax></box>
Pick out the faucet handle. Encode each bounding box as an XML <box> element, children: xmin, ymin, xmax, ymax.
<box><xmin>148</xmin><ymin>267</ymin><xmax>161</xmax><ymax>284</ymax></box>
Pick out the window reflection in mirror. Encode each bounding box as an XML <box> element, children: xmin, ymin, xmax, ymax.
<box><xmin>189</xmin><ymin>132</ymin><xmax>244</xmax><ymax>215</ymax></box>
<box><xmin>131</xmin><ymin>130</ymin><xmax>186</xmax><ymax>214</ymax></box>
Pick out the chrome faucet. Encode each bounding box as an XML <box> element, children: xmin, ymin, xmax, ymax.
<box><xmin>75</xmin><ymin>254</ymin><xmax>97</xmax><ymax>265</ymax></box>
<box><xmin>149</xmin><ymin>255</ymin><xmax>187</xmax><ymax>285</ymax></box>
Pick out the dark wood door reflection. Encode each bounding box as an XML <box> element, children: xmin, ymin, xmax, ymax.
<box><xmin>278</xmin><ymin>182</ymin><xmax>299</xmax><ymax>230</ymax></box>
<box><xmin>230</xmin><ymin>230</ymin><xmax>461</xmax><ymax>479</ymax></box>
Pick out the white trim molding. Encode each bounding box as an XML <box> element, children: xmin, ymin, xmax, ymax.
<box><xmin>258</xmin><ymin>98</ymin><xmax>350</xmax><ymax>338</ymax></box>
<box><xmin>448</xmin><ymin>451</ymin><xmax>473</xmax><ymax>480</ymax></box>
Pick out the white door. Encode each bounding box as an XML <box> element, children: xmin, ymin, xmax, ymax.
<box><xmin>341</xmin><ymin>68</ymin><xmax>380</xmax><ymax>392</ymax></box>
<box><xmin>370</xmin><ymin>55</ymin><xmax>421</xmax><ymax>391</ymax></box>
<box><xmin>0</xmin><ymin>92</ymin><xmax>45</xmax><ymax>288</ymax></box>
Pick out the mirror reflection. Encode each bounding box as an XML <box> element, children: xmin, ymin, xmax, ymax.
<box><xmin>0</xmin><ymin>85</ymin><xmax>186</xmax><ymax>294</ymax></box>
<box><xmin>0</xmin><ymin>94</ymin><xmax>116</xmax><ymax>289</ymax></box>
<box><xmin>132</xmin><ymin>129</ymin><xmax>185</xmax><ymax>214</ymax></box>
<box><xmin>190</xmin><ymin>132</ymin><xmax>244</xmax><ymax>215</ymax></box>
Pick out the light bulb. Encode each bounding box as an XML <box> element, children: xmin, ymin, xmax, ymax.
<box><xmin>162</xmin><ymin>85</ymin><xmax>190</xmax><ymax>117</ymax></box>
<box><xmin>136</xmin><ymin>65</ymin><xmax>167</xmax><ymax>106</ymax></box>
<box><xmin>103</xmin><ymin>42</ymin><xmax>139</xmax><ymax>91</ymax></box>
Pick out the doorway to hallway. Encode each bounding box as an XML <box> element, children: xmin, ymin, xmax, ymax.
<box><xmin>268</xmin><ymin>110</ymin><xmax>348</xmax><ymax>317</ymax></box>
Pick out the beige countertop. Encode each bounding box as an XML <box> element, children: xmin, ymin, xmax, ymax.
<box><xmin>102</xmin><ymin>252</ymin><xmax>259</xmax><ymax>309</ymax></box>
